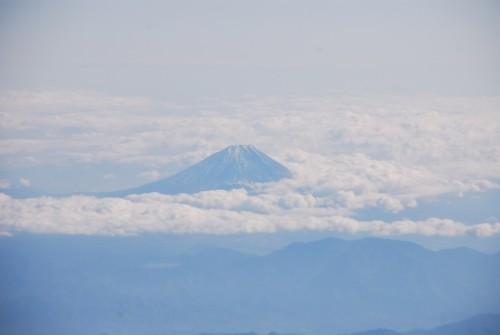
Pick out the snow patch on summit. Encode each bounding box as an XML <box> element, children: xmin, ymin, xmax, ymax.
<box><xmin>105</xmin><ymin>145</ymin><xmax>292</xmax><ymax>196</ymax></box>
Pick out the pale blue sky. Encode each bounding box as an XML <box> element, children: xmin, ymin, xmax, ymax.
<box><xmin>1</xmin><ymin>0</ymin><xmax>499</xmax><ymax>98</ymax></box>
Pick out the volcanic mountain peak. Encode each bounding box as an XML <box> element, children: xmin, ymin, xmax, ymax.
<box><xmin>200</xmin><ymin>144</ymin><xmax>288</xmax><ymax>177</ymax></box>
<box><xmin>222</xmin><ymin>144</ymin><xmax>258</xmax><ymax>164</ymax></box>
<box><xmin>105</xmin><ymin>145</ymin><xmax>292</xmax><ymax>196</ymax></box>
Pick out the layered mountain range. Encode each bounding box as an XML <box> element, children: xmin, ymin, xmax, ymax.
<box><xmin>1</xmin><ymin>235</ymin><xmax>499</xmax><ymax>335</ymax></box>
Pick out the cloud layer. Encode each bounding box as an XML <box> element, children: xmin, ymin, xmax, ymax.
<box><xmin>0</xmin><ymin>91</ymin><xmax>499</xmax><ymax>237</ymax></box>
<box><xmin>1</xmin><ymin>191</ymin><xmax>499</xmax><ymax>237</ymax></box>
<box><xmin>1</xmin><ymin>92</ymin><xmax>499</xmax><ymax>188</ymax></box>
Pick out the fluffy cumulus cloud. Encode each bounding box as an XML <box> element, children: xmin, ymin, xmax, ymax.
<box><xmin>2</xmin><ymin>92</ymin><xmax>499</xmax><ymax>176</ymax></box>
<box><xmin>18</xmin><ymin>177</ymin><xmax>31</xmax><ymax>187</ymax></box>
<box><xmin>0</xmin><ymin>90</ymin><xmax>499</xmax><ymax>237</ymax></box>
<box><xmin>0</xmin><ymin>192</ymin><xmax>499</xmax><ymax>237</ymax></box>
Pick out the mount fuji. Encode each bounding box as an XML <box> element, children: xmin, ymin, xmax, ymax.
<box><xmin>103</xmin><ymin>145</ymin><xmax>292</xmax><ymax>197</ymax></box>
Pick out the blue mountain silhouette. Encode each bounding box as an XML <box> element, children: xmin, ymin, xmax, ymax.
<box><xmin>103</xmin><ymin>145</ymin><xmax>292</xmax><ymax>196</ymax></box>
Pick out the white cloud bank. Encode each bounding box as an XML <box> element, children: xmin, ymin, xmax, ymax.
<box><xmin>1</xmin><ymin>92</ymin><xmax>499</xmax><ymax>182</ymax></box>
<box><xmin>0</xmin><ymin>91</ymin><xmax>499</xmax><ymax>237</ymax></box>
<box><xmin>0</xmin><ymin>191</ymin><xmax>499</xmax><ymax>237</ymax></box>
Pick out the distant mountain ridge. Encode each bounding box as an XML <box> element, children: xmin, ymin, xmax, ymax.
<box><xmin>197</xmin><ymin>332</ymin><xmax>302</xmax><ymax>335</ymax></box>
<box><xmin>346</xmin><ymin>314</ymin><xmax>500</xmax><ymax>335</ymax></box>
<box><xmin>1</xmin><ymin>235</ymin><xmax>499</xmax><ymax>335</ymax></box>
<box><xmin>102</xmin><ymin>144</ymin><xmax>292</xmax><ymax>197</ymax></box>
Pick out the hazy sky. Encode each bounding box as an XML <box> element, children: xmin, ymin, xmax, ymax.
<box><xmin>0</xmin><ymin>1</ymin><xmax>499</xmax><ymax>243</ymax></box>
<box><xmin>1</xmin><ymin>0</ymin><xmax>500</xmax><ymax>98</ymax></box>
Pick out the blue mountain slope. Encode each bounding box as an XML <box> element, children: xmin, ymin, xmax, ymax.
<box><xmin>103</xmin><ymin>145</ymin><xmax>292</xmax><ymax>197</ymax></box>
<box><xmin>406</xmin><ymin>314</ymin><xmax>500</xmax><ymax>335</ymax></box>
<box><xmin>345</xmin><ymin>331</ymin><xmax>400</xmax><ymax>335</ymax></box>
<box><xmin>0</xmin><ymin>185</ymin><xmax>46</xmax><ymax>199</ymax></box>
<box><xmin>346</xmin><ymin>313</ymin><xmax>500</xmax><ymax>335</ymax></box>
